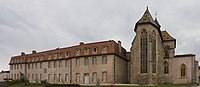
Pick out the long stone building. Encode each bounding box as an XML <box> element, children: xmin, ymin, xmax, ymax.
<box><xmin>9</xmin><ymin>8</ymin><xmax>199</xmax><ymax>85</ymax></box>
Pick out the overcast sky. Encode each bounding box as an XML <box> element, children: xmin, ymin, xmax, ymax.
<box><xmin>0</xmin><ymin>0</ymin><xmax>200</xmax><ymax>70</ymax></box>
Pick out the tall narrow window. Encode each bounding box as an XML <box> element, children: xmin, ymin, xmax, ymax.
<box><xmin>92</xmin><ymin>57</ymin><xmax>97</xmax><ymax>65</ymax></box>
<box><xmin>35</xmin><ymin>63</ymin><xmax>37</xmax><ymax>69</ymax></box>
<box><xmin>102</xmin><ymin>56</ymin><xmax>107</xmax><ymax>64</ymax></box>
<box><xmin>181</xmin><ymin>64</ymin><xmax>186</xmax><ymax>77</ymax></box>
<box><xmin>48</xmin><ymin>74</ymin><xmax>51</xmax><ymax>81</ymax></box>
<box><xmin>54</xmin><ymin>61</ymin><xmax>57</xmax><ymax>68</ymax></box>
<box><xmin>152</xmin><ymin>31</ymin><xmax>156</xmax><ymax>73</ymax></box>
<box><xmin>59</xmin><ymin>74</ymin><xmax>62</xmax><ymax>82</ymax></box>
<box><xmin>140</xmin><ymin>29</ymin><xmax>148</xmax><ymax>73</ymax></box>
<box><xmin>40</xmin><ymin>74</ymin><xmax>42</xmax><ymax>81</ymax></box>
<box><xmin>48</xmin><ymin>61</ymin><xmax>51</xmax><ymax>68</ymax></box>
<box><xmin>164</xmin><ymin>61</ymin><xmax>169</xmax><ymax>74</ymax></box>
<box><xmin>92</xmin><ymin>72</ymin><xmax>97</xmax><ymax>82</ymax></box>
<box><xmin>65</xmin><ymin>74</ymin><xmax>69</xmax><ymax>82</ymax></box>
<box><xmin>102</xmin><ymin>72</ymin><xmax>107</xmax><ymax>82</ymax></box>
<box><xmin>76</xmin><ymin>58</ymin><xmax>80</xmax><ymax>66</ymax></box>
<box><xmin>40</xmin><ymin>62</ymin><xmax>42</xmax><ymax>69</ymax></box>
<box><xmin>76</xmin><ymin>73</ymin><xmax>80</xmax><ymax>82</ymax></box>
<box><xmin>65</xmin><ymin>60</ymin><xmax>68</xmax><ymax>67</ymax></box>
<box><xmin>84</xmin><ymin>57</ymin><xmax>89</xmax><ymax>65</ymax></box>
<box><xmin>59</xmin><ymin>60</ymin><xmax>62</xmax><ymax>68</ymax></box>
<box><xmin>54</xmin><ymin>74</ymin><xmax>56</xmax><ymax>81</ymax></box>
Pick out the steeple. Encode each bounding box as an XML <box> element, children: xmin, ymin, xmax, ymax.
<box><xmin>134</xmin><ymin>7</ymin><xmax>161</xmax><ymax>32</ymax></box>
<box><xmin>137</xmin><ymin>7</ymin><xmax>155</xmax><ymax>24</ymax></box>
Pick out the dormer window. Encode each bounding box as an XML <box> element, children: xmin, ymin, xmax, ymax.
<box><xmin>76</xmin><ymin>49</ymin><xmax>81</xmax><ymax>56</ymax></box>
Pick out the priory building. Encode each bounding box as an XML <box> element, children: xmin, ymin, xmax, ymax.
<box><xmin>9</xmin><ymin>8</ymin><xmax>199</xmax><ymax>85</ymax></box>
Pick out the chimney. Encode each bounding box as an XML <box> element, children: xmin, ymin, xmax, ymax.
<box><xmin>32</xmin><ymin>50</ymin><xmax>37</xmax><ymax>54</ymax></box>
<box><xmin>80</xmin><ymin>42</ymin><xmax>84</xmax><ymax>45</ymax></box>
<box><xmin>21</xmin><ymin>52</ymin><xmax>25</xmax><ymax>56</ymax></box>
<box><xmin>118</xmin><ymin>41</ymin><xmax>122</xmax><ymax>53</ymax></box>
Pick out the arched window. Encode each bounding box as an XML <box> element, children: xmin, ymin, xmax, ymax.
<box><xmin>181</xmin><ymin>64</ymin><xmax>186</xmax><ymax>77</ymax></box>
<box><xmin>140</xmin><ymin>29</ymin><xmax>148</xmax><ymax>73</ymax></box>
<box><xmin>152</xmin><ymin>31</ymin><xmax>156</xmax><ymax>73</ymax></box>
<box><xmin>164</xmin><ymin>61</ymin><xmax>169</xmax><ymax>74</ymax></box>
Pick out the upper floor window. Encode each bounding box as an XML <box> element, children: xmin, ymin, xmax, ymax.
<box><xmin>76</xmin><ymin>58</ymin><xmax>80</xmax><ymax>66</ymax></box>
<box><xmin>92</xmin><ymin>72</ymin><xmax>97</xmax><ymax>82</ymax></box>
<box><xmin>76</xmin><ymin>73</ymin><xmax>80</xmax><ymax>82</ymax></box>
<box><xmin>102</xmin><ymin>47</ymin><xmax>107</xmax><ymax>53</ymax></box>
<box><xmin>93</xmin><ymin>48</ymin><xmax>97</xmax><ymax>54</ymax></box>
<box><xmin>84</xmin><ymin>57</ymin><xmax>89</xmax><ymax>65</ymax></box>
<box><xmin>76</xmin><ymin>49</ymin><xmax>81</xmax><ymax>56</ymax></box>
<box><xmin>65</xmin><ymin>60</ymin><xmax>68</xmax><ymax>68</ymax></box>
<box><xmin>65</xmin><ymin>52</ymin><xmax>69</xmax><ymax>58</ymax></box>
<box><xmin>92</xmin><ymin>57</ymin><xmax>97</xmax><ymax>65</ymax></box>
<box><xmin>40</xmin><ymin>62</ymin><xmax>42</xmax><ymax>69</ymax></box>
<box><xmin>48</xmin><ymin>54</ymin><xmax>52</xmax><ymax>60</ymax></box>
<box><xmin>59</xmin><ymin>52</ymin><xmax>63</xmax><ymax>59</ymax></box>
<box><xmin>84</xmin><ymin>48</ymin><xmax>90</xmax><ymax>55</ymax></box>
<box><xmin>102</xmin><ymin>56</ymin><xmax>107</xmax><ymax>64</ymax></box>
<box><xmin>59</xmin><ymin>60</ymin><xmax>62</xmax><ymax>68</ymax></box>
<box><xmin>40</xmin><ymin>55</ymin><xmax>44</xmax><ymax>61</ymax></box>
<box><xmin>48</xmin><ymin>61</ymin><xmax>51</xmax><ymax>68</ymax></box>
<box><xmin>54</xmin><ymin>61</ymin><xmax>57</xmax><ymax>68</ymax></box>
<box><xmin>53</xmin><ymin>53</ymin><xmax>57</xmax><ymax>59</ymax></box>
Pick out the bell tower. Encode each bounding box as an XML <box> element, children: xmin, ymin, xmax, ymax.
<box><xmin>130</xmin><ymin>7</ymin><xmax>165</xmax><ymax>85</ymax></box>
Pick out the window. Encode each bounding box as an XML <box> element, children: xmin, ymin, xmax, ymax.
<box><xmin>102</xmin><ymin>56</ymin><xmax>107</xmax><ymax>64</ymax></box>
<box><xmin>140</xmin><ymin>29</ymin><xmax>148</xmax><ymax>73</ymax></box>
<box><xmin>85</xmin><ymin>48</ymin><xmax>89</xmax><ymax>55</ymax></box>
<box><xmin>17</xmin><ymin>64</ymin><xmax>19</xmax><ymax>69</ymax></box>
<box><xmin>59</xmin><ymin>52</ymin><xmax>63</xmax><ymax>58</ymax></box>
<box><xmin>93</xmin><ymin>48</ymin><xmax>97</xmax><ymax>53</ymax></box>
<box><xmin>35</xmin><ymin>63</ymin><xmax>37</xmax><ymax>69</ymax></box>
<box><xmin>102</xmin><ymin>47</ymin><xmax>107</xmax><ymax>53</ymax></box>
<box><xmin>54</xmin><ymin>61</ymin><xmax>57</xmax><ymax>68</ymax></box>
<box><xmin>84</xmin><ymin>57</ymin><xmax>89</xmax><ymax>65</ymax></box>
<box><xmin>76</xmin><ymin>49</ymin><xmax>81</xmax><ymax>56</ymax></box>
<box><xmin>152</xmin><ymin>31</ymin><xmax>156</xmax><ymax>73</ymax></box>
<box><xmin>36</xmin><ymin>74</ymin><xmax>38</xmax><ymax>80</ymax></box>
<box><xmin>59</xmin><ymin>60</ymin><xmax>62</xmax><ymax>68</ymax></box>
<box><xmin>28</xmin><ymin>64</ymin><xmax>30</xmax><ymax>69</ymax></box>
<box><xmin>10</xmin><ymin>65</ymin><xmax>13</xmax><ymax>70</ymax></box>
<box><xmin>65</xmin><ymin>60</ymin><xmax>68</xmax><ymax>67</ymax></box>
<box><xmin>48</xmin><ymin>54</ymin><xmax>52</xmax><ymax>59</ymax></box>
<box><xmin>40</xmin><ymin>62</ymin><xmax>42</xmax><ymax>69</ymax></box>
<box><xmin>28</xmin><ymin>74</ymin><xmax>30</xmax><ymax>80</ymax></box>
<box><xmin>40</xmin><ymin>74</ymin><xmax>42</xmax><ymax>81</ymax></box>
<box><xmin>92</xmin><ymin>72</ymin><xmax>97</xmax><ymax>82</ymax></box>
<box><xmin>76</xmin><ymin>73</ymin><xmax>80</xmax><ymax>82</ymax></box>
<box><xmin>53</xmin><ymin>53</ymin><xmax>57</xmax><ymax>59</ymax></box>
<box><xmin>92</xmin><ymin>57</ymin><xmax>97</xmax><ymax>65</ymax></box>
<box><xmin>48</xmin><ymin>61</ymin><xmax>51</xmax><ymax>68</ymax></box>
<box><xmin>32</xmin><ymin>74</ymin><xmax>34</xmax><ymax>81</ymax></box>
<box><xmin>32</xmin><ymin>63</ymin><xmax>34</xmax><ymax>69</ymax></box>
<box><xmin>181</xmin><ymin>64</ymin><xmax>186</xmax><ymax>77</ymax></box>
<box><xmin>59</xmin><ymin>74</ymin><xmax>62</xmax><ymax>82</ymax></box>
<box><xmin>65</xmin><ymin>52</ymin><xmax>69</xmax><ymax>58</ymax></box>
<box><xmin>20</xmin><ymin>64</ymin><xmax>22</xmax><ymax>69</ymax></box>
<box><xmin>48</xmin><ymin>74</ymin><xmax>51</xmax><ymax>81</ymax></box>
<box><xmin>102</xmin><ymin>72</ymin><xmax>107</xmax><ymax>82</ymax></box>
<box><xmin>65</xmin><ymin>74</ymin><xmax>69</xmax><ymax>82</ymax></box>
<box><xmin>164</xmin><ymin>61</ymin><xmax>169</xmax><ymax>74</ymax></box>
<box><xmin>54</xmin><ymin>74</ymin><xmax>56</xmax><ymax>81</ymax></box>
<box><xmin>76</xmin><ymin>58</ymin><xmax>80</xmax><ymax>66</ymax></box>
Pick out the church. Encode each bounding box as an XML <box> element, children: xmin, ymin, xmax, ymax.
<box><xmin>9</xmin><ymin>8</ymin><xmax>199</xmax><ymax>85</ymax></box>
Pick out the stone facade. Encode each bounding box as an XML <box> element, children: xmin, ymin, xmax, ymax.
<box><xmin>9</xmin><ymin>40</ymin><xmax>128</xmax><ymax>84</ymax></box>
<box><xmin>9</xmin><ymin>8</ymin><xmax>199</xmax><ymax>85</ymax></box>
